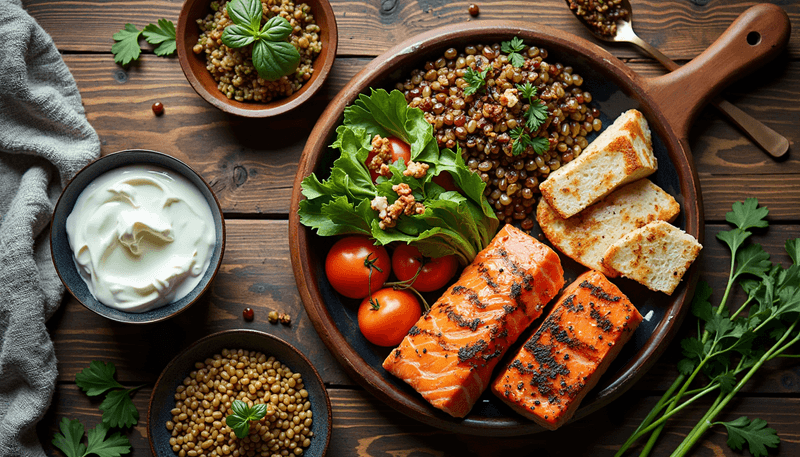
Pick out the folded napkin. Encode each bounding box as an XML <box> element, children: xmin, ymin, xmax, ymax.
<box><xmin>0</xmin><ymin>0</ymin><xmax>100</xmax><ymax>455</ymax></box>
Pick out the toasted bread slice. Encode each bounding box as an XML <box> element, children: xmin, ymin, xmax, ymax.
<box><xmin>603</xmin><ymin>220</ymin><xmax>702</xmax><ymax>295</ymax></box>
<box><xmin>540</xmin><ymin>109</ymin><xmax>656</xmax><ymax>219</ymax></box>
<box><xmin>537</xmin><ymin>179</ymin><xmax>679</xmax><ymax>277</ymax></box>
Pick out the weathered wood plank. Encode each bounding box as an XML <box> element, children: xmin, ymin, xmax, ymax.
<box><xmin>24</xmin><ymin>0</ymin><xmax>800</xmax><ymax>58</ymax></box>
<box><xmin>64</xmin><ymin>53</ymin><xmax>800</xmax><ymax>220</ymax></box>
<box><xmin>49</xmin><ymin>220</ymin><xmax>800</xmax><ymax>395</ymax></box>
<box><xmin>39</xmin><ymin>385</ymin><xmax>800</xmax><ymax>456</ymax></box>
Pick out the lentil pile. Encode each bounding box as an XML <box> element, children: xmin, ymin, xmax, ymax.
<box><xmin>194</xmin><ymin>0</ymin><xmax>322</xmax><ymax>102</ymax></box>
<box><xmin>396</xmin><ymin>42</ymin><xmax>602</xmax><ymax>229</ymax></box>
<box><xmin>166</xmin><ymin>349</ymin><xmax>314</xmax><ymax>457</ymax></box>
<box><xmin>567</xmin><ymin>0</ymin><xmax>630</xmax><ymax>36</ymax></box>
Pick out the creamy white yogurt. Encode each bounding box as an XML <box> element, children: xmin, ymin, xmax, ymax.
<box><xmin>65</xmin><ymin>164</ymin><xmax>216</xmax><ymax>313</ymax></box>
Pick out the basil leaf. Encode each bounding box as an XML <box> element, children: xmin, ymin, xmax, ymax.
<box><xmin>221</xmin><ymin>24</ymin><xmax>256</xmax><ymax>48</ymax></box>
<box><xmin>226</xmin><ymin>0</ymin><xmax>262</xmax><ymax>31</ymax></box>
<box><xmin>252</xmin><ymin>40</ymin><xmax>300</xmax><ymax>81</ymax></box>
<box><xmin>260</xmin><ymin>16</ymin><xmax>292</xmax><ymax>42</ymax></box>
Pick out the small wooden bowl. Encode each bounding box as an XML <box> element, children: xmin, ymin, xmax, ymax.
<box><xmin>147</xmin><ymin>330</ymin><xmax>332</xmax><ymax>456</ymax></box>
<box><xmin>50</xmin><ymin>150</ymin><xmax>226</xmax><ymax>324</ymax></box>
<box><xmin>176</xmin><ymin>0</ymin><xmax>338</xmax><ymax>117</ymax></box>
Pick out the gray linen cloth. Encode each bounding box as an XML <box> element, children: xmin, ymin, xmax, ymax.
<box><xmin>0</xmin><ymin>0</ymin><xmax>100</xmax><ymax>454</ymax></box>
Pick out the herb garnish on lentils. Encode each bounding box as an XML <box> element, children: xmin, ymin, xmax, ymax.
<box><xmin>221</xmin><ymin>0</ymin><xmax>301</xmax><ymax>81</ymax></box>
<box><xmin>397</xmin><ymin>38</ymin><xmax>601</xmax><ymax>229</ymax></box>
<box><xmin>616</xmin><ymin>199</ymin><xmax>800</xmax><ymax>457</ymax></box>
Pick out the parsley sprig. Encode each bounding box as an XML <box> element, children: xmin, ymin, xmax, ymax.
<box><xmin>226</xmin><ymin>399</ymin><xmax>268</xmax><ymax>438</ymax></box>
<box><xmin>509</xmin><ymin>127</ymin><xmax>549</xmax><ymax>156</ymax></box>
<box><xmin>501</xmin><ymin>36</ymin><xmax>526</xmax><ymax>68</ymax></box>
<box><xmin>112</xmin><ymin>19</ymin><xmax>177</xmax><ymax>65</ymax></box>
<box><xmin>221</xmin><ymin>0</ymin><xmax>301</xmax><ymax>81</ymax></box>
<box><xmin>615</xmin><ymin>199</ymin><xmax>800</xmax><ymax>457</ymax></box>
<box><xmin>52</xmin><ymin>361</ymin><xmax>141</xmax><ymax>457</ymax></box>
<box><xmin>463</xmin><ymin>65</ymin><xmax>490</xmax><ymax>96</ymax></box>
<box><xmin>517</xmin><ymin>82</ymin><xmax>549</xmax><ymax>132</ymax></box>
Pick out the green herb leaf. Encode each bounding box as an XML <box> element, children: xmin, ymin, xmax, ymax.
<box><xmin>260</xmin><ymin>16</ymin><xmax>292</xmax><ymax>42</ymax></box>
<box><xmin>463</xmin><ymin>66</ymin><xmax>490</xmax><ymax>96</ymax></box>
<box><xmin>252</xmin><ymin>40</ymin><xmax>301</xmax><ymax>81</ymax></box>
<box><xmin>726</xmin><ymin>198</ymin><xmax>769</xmax><ymax>232</ymax></box>
<box><xmin>734</xmin><ymin>244</ymin><xmax>772</xmax><ymax>280</ymax></box>
<box><xmin>501</xmin><ymin>37</ymin><xmax>526</xmax><ymax>68</ymax></box>
<box><xmin>529</xmin><ymin>136</ymin><xmax>550</xmax><ymax>155</ymax></box>
<box><xmin>786</xmin><ymin>239</ymin><xmax>800</xmax><ymax>265</ymax></box>
<box><xmin>52</xmin><ymin>418</ymin><xmax>87</xmax><ymax>457</ymax></box>
<box><xmin>524</xmin><ymin>100</ymin><xmax>549</xmax><ymax>132</ymax></box>
<box><xmin>227</xmin><ymin>400</ymin><xmax>268</xmax><ymax>439</ymax></box>
<box><xmin>100</xmin><ymin>390</ymin><xmax>139</xmax><ymax>428</ymax></box>
<box><xmin>142</xmin><ymin>19</ymin><xmax>176</xmax><ymax>56</ymax></box>
<box><xmin>222</xmin><ymin>24</ymin><xmax>257</xmax><ymax>48</ymax></box>
<box><xmin>111</xmin><ymin>24</ymin><xmax>143</xmax><ymax>66</ymax></box>
<box><xmin>722</xmin><ymin>417</ymin><xmax>780</xmax><ymax>457</ymax></box>
<box><xmin>75</xmin><ymin>361</ymin><xmax>125</xmax><ymax>397</ymax></box>
<box><xmin>298</xmin><ymin>89</ymin><xmax>498</xmax><ymax>264</ymax></box>
<box><xmin>676</xmin><ymin>358</ymin><xmax>695</xmax><ymax>375</ymax></box>
<box><xmin>690</xmin><ymin>280</ymin><xmax>714</xmax><ymax>323</ymax></box>
<box><xmin>516</xmin><ymin>82</ymin><xmax>537</xmax><ymax>99</ymax></box>
<box><xmin>717</xmin><ymin>228</ymin><xmax>750</xmax><ymax>258</ymax></box>
<box><xmin>226</xmin><ymin>0</ymin><xmax>263</xmax><ymax>31</ymax></box>
<box><xmin>85</xmin><ymin>423</ymin><xmax>131</xmax><ymax>457</ymax></box>
<box><xmin>681</xmin><ymin>337</ymin><xmax>705</xmax><ymax>361</ymax></box>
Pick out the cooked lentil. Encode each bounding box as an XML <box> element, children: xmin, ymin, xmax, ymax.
<box><xmin>166</xmin><ymin>348</ymin><xmax>314</xmax><ymax>457</ymax></box>
<box><xmin>395</xmin><ymin>42</ymin><xmax>601</xmax><ymax>229</ymax></box>
<box><xmin>193</xmin><ymin>0</ymin><xmax>322</xmax><ymax>103</ymax></box>
<box><xmin>567</xmin><ymin>0</ymin><xmax>629</xmax><ymax>37</ymax></box>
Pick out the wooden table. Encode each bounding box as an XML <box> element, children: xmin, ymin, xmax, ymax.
<box><xmin>29</xmin><ymin>0</ymin><xmax>800</xmax><ymax>455</ymax></box>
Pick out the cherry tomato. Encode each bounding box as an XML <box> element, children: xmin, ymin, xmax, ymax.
<box><xmin>365</xmin><ymin>136</ymin><xmax>412</xmax><ymax>182</ymax></box>
<box><xmin>432</xmin><ymin>171</ymin><xmax>459</xmax><ymax>192</ymax></box>
<box><xmin>392</xmin><ymin>244</ymin><xmax>459</xmax><ymax>292</ymax></box>
<box><xmin>358</xmin><ymin>288</ymin><xmax>421</xmax><ymax>346</ymax></box>
<box><xmin>325</xmin><ymin>237</ymin><xmax>391</xmax><ymax>299</ymax></box>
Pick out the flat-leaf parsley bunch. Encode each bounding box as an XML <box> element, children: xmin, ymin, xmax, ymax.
<box><xmin>221</xmin><ymin>0</ymin><xmax>301</xmax><ymax>81</ymax></box>
<box><xmin>616</xmin><ymin>199</ymin><xmax>800</xmax><ymax>457</ymax></box>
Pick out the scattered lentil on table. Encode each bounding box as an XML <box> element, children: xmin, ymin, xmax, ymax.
<box><xmin>152</xmin><ymin>101</ymin><xmax>164</xmax><ymax>116</ymax></box>
<box><xmin>193</xmin><ymin>0</ymin><xmax>322</xmax><ymax>102</ymax></box>
<box><xmin>468</xmin><ymin>4</ymin><xmax>480</xmax><ymax>16</ymax></box>
<box><xmin>395</xmin><ymin>42</ymin><xmax>601</xmax><ymax>229</ymax></box>
<box><xmin>166</xmin><ymin>349</ymin><xmax>314</xmax><ymax>457</ymax></box>
<box><xmin>243</xmin><ymin>307</ymin><xmax>254</xmax><ymax>321</ymax></box>
<box><xmin>567</xmin><ymin>0</ymin><xmax>629</xmax><ymax>36</ymax></box>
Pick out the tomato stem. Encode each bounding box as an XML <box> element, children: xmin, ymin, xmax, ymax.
<box><xmin>364</xmin><ymin>252</ymin><xmax>383</xmax><ymax>307</ymax></box>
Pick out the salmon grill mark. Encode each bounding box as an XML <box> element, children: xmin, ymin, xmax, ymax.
<box><xmin>458</xmin><ymin>339</ymin><xmax>488</xmax><ymax>363</ymax></box>
<box><xmin>408</xmin><ymin>325</ymin><xmax>421</xmax><ymax>336</ymax></box>
<box><xmin>450</xmin><ymin>285</ymin><xmax>486</xmax><ymax>309</ymax></box>
<box><xmin>579</xmin><ymin>280</ymin><xmax>620</xmax><ymax>302</ymax></box>
<box><xmin>509</xmin><ymin>281</ymin><xmax>524</xmax><ymax>307</ymax></box>
<box><xmin>503</xmin><ymin>304</ymin><xmax>517</xmax><ymax>315</ymax></box>
<box><xmin>590</xmin><ymin>303</ymin><xmax>614</xmax><ymax>332</ymax></box>
<box><xmin>394</xmin><ymin>349</ymin><xmax>401</xmax><ymax>358</ymax></box>
<box><xmin>447</xmin><ymin>309</ymin><xmax>483</xmax><ymax>331</ymax></box>
<box><xmin>477</xmin><ymin>264</ymin><xmax>499</xmax><ymax>290</ymax></box>
<box><xmin>562</xmin><ymin>294</ymin><xmax>584</xmax><ymax>313</ymax></box>
<box><xmin>522</xmin><ymin>273</ymin><xmax>534</xmax><ymax>291</ymax></box>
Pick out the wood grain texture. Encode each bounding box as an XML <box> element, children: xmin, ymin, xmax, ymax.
<box><xmin>48</xmin><ymin>221</ymin><xmax>800</xmax><ymax>395</ymax></box>
<box><xmin>23</xmin><ymin>0</ymin><xmax>800</xmax><ymax>58</ymax></box>
<box><xmin>65</xmin><ymin>53</ymin><xmax>800</xmax><ymax>220</ymax></box>
<box><xmin>40</xmin><ymin>385</ymin><xmax>800</xmax><ymax>456</ymax></box>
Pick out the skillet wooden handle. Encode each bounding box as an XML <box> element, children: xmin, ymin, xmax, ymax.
<box><xmin>644</xmin><ymin>4</ymin><xmax>790</xmax><ymax>142</ymax></box>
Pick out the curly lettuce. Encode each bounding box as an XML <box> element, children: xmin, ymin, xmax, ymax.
<box><xmin>298</xmin><ymin>89</ymin><xmax>498</xmax><ymax>265</ymax></box>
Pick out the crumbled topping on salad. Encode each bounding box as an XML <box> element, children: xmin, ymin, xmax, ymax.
<box><xmin>373</xmin><ymin>183</ymin><xmax>425</xmax><ymax>230</ymax></box>
<box><xmin>403</xmin><ymin>161</ymin><xmax>430</xmax><ymax>179</ymax></box>
<box><xmin>368</xmin><ymin>135</ymin><xmax>393</xmax><ymax>178</ymax></box>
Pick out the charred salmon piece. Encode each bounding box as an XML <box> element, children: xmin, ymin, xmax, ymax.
<box><xmin>491</xmin><ymin>270</ymin><xmax>642</xmax><ymax>430</ymax></box>
<box><xmin>382</xmin><ymin>224</ymin><xmax>565</xmax><ymax>418</ymax></box>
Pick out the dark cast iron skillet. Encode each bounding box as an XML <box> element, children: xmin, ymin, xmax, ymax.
<box><xmin>289</xmin><ymin>4</ymin><xmax>790</xmax><ymax>436</ymax></box>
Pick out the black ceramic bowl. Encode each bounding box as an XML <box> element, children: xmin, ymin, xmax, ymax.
<box><xmin>147</xmin><ymin>329</ymin><xmax>332</xmax><ymax>456</ymax></box>
<box><xmin>50</xmin><ymin>149</ymin><xmax>226</xmax><ymax>324</ymax></box>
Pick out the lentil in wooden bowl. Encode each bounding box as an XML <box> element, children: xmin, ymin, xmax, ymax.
<box><xmin>177</xmin><ymin>0</ymin><xmax>337</xmax><ymax>117</ymax></box>
<box><xmin>148</xmin><ymin>329</ymin><xmax>332</xmax><ymax>457</ymax></box>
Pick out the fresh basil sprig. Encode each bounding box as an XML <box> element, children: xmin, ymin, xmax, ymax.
<box><xmin>221</xmin><ymin>0</ymin><xmax>301</xmax><ymax>81</ymax></box>
<box><xmin>226</xmin><ymin>399</ymin><xmax>268</xmax><ymax>439</ymax></box>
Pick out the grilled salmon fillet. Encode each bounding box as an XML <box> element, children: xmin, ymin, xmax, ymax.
<box><xmin>382</xmin><ymin>224</ymin><xmax>565</xmax><ymax>418</ymax></box>
<box><xmin>491</xmin><ymin>270</ymin><xmax>642</xmax><ymax>430</ymax></box>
